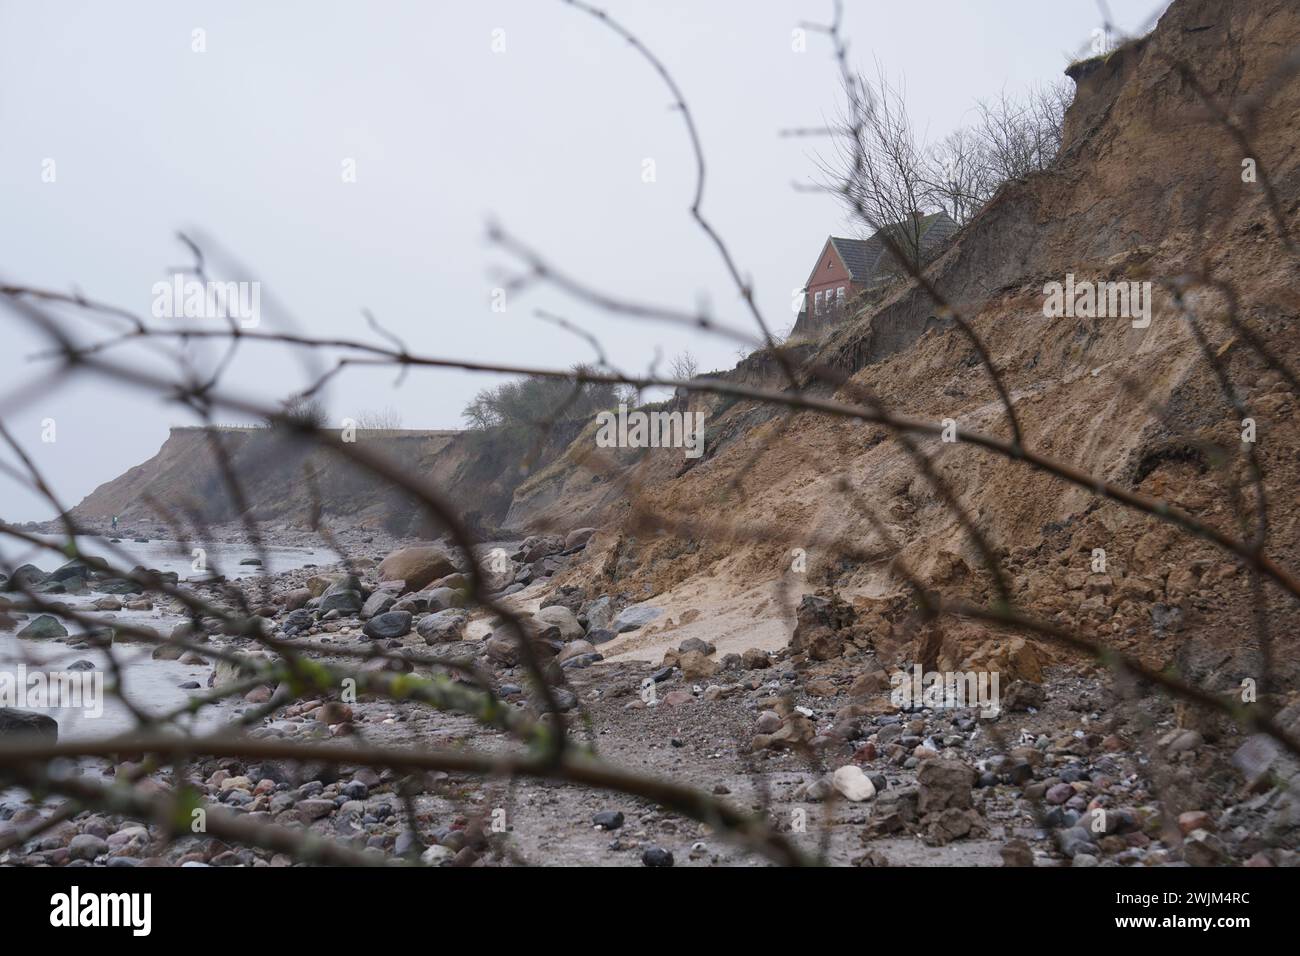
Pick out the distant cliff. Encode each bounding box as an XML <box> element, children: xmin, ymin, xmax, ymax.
<box><xmin>69</xmin><ymin>423</ymin><xmax>592</xmax><ymax>538</ymax></box>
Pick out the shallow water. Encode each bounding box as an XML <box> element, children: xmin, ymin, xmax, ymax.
<box><xmin>2</xmin><ymin>538</ymin><xmax>320</xmax><ymax>741</ymax></box>
<box><xmin>0</xmin><ymin>623</ymin><xmax>218</xmax><ymax>740</ymax></box>
<box><xmin>15</xmin><ymin>533</ymin><xmax>324</xmax><ymax>581</ymax></box>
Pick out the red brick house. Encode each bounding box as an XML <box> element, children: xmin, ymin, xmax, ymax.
<box><xmin>794</xmin><ymin>211</ymin><xmax>957</xmax><ymax>337</ymax></box>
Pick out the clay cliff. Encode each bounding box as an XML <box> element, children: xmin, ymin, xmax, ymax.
<box><xmin>70</xmin><ymin>0</ymin><xmax>1300</xmax><ymax>685</ymax></box>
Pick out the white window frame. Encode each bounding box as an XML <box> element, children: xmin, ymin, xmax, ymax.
<box><xmin>814</xmin><ymin>290</ymin><xmax>823</xmax><ymax>314</ymax></box>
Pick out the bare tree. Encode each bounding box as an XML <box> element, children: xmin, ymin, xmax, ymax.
<box><xmin>816</xmin><ymin>69</ymin><xmax>1072</xmax><ymax>238</ymax></box>
<box><xmin>816</xmin><ymin>64</ymin><xmax>933</xmax><ymax>269</ymax></box>
<box><xmin>925</xmin><ymin>127</ymin><xmax>995</xmax><ymax>227</ymax></box>
<box><xmin>973</xmin><ymin>81</ymin><xmax>1070</xmax><ymax>185</ymax></box>
<box><xmin>669</xmin><ymin>351</ymin><xmax>699</xmax><ymax>381</ymax></box>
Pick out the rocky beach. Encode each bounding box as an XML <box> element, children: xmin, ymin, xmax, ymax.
<box><xmin>3</xmin><ymin>520</ymin><xmax>1297</xmax><ymax>868</ymax></box>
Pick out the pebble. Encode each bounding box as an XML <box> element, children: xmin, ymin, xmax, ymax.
<box><xmin>593</xmin><ymin>810</ymin><xmax>624</xmax><ymax>830</ymax></box>
<box><xmin>67</xmin><ymin>834</ymin><xmax>109</xmax><ymax>861</ymax></box>
<box><xmin>641</xmin><ymin>846</ymin><xmax>674</xmax><ymax>867</ymax></box>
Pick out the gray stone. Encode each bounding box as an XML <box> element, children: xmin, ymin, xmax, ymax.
<box><xmin>318</xmin><ymin>589</ymin><xmax>363</xmax><ymax>615</ymax></box>
<box><xmin>282</xmin><ymin>608</ymin><xmax>315</xmax><ymax>635</ymax></box>
<box><xmin>361</xmin><ymin>591</ymin><xmax>396</xmax><ymax>620</ymax></box>
<box><xmin>641</xmin><ymin>846</ymin><xmax>674</xmax><ymax>867</ymax></box>
<box><xmin>421</xmin><ymin>844</ymin><xmax>455</xmax><ymax>865</ymax></box>
<box><xmin>363</xmin><ymin>611</ymin><xmax>412</xmax><ymax>640</ymax></box>
<box><xmin>417</xmin><ymin>609</ymin><xmax>469</xmax><ymax>644</ymax></box>
<box><xmin>0</xmin><ymin>708</ymin><xmax>58</xmax><ymax>742</ymax></box>
<box><xmin>582</xmin><ymin>596</ymin><xmax>614</xmax><ymax>632</ymax></box>
<box><xmin>519</xmin><ymin>534</ymin><xmax>564</xmax><ymax>563</ymax></box>
<box><xmin>678</xmin><ymin>636</ymin><xmax>715</xmax><ymax>656</ymax></box>
<box><xmin>565</xmin><ymin>527</ymin><xmax>597</xmax><ymax>550</ymax></box>
<box><xmin>16</xmin><ymin>614</ymin><xmax>68</xmax><ymax>640</ymax></box>
<box><xmin>68</xmin><ymin>833</ymin><xmax>109</xmax><ymax>861</ymax></box>
<box><xmin>534</xmin><ymin>605</ymin><xmax>583</xmax><ymax>641</ymax></box>
<box><xmin>557</xmin><ymin>640</ymin><xmax>596</xmax><ymax>663</ymax></box>
<box><xmin>3</xmin><ymin>564</ymin><xmax>47</xmax><ymax>591</ymax></box>
<box><xmin>612</xmin><ymin>605</ymin><xmax>662</xmax><ymax>633</ymax></box>
<box><xmin>423</xmin><ymin>587</ymin><xmax>465</xmax><ymax>612</ymax></box>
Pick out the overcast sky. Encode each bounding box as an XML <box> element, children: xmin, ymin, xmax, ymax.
<box><xmin>0</xmin><ymin>0</ymin><xmax>1167</xmax><ymax>522</ymax></box>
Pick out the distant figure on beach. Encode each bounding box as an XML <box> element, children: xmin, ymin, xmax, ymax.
<box><xmin>111</xmin><ymin>515</ymin><xmax>118</xmax><ymax>531</ymax></box>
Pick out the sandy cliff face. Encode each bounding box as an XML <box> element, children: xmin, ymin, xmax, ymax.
<box><xmin>72</xmin><ymin>0</ymin><xmax>1299</xmax><ymax>679</ymax></box>
<box><xmin>525</xmin><ymin>0</ymin><xmax>1300</xmax><ymax>674</ymax></box>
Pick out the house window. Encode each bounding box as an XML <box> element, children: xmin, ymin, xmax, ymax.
<box><xmin>837</xmin><ymin>286</ymin><xmax>846</xmax><ymax>306</ymax></box>
<box><xmin>814</xmin><ymin>290</ymin><xmax>823</xmax><ymax>314</ymax></box>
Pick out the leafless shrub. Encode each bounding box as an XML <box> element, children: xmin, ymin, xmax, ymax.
<box><xmin>354</xmin><ymin>405</ymin><xmax>403</xmax><ymax>434</ymax></box>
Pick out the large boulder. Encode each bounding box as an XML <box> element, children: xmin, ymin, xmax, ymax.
<box><xmin>581</xmin><ymin>596</ymin><xmax>614</xmax><ymax>631</ymax></box>
<box><xmin>210</xmin><ymin>651</ymin><xmax>272</xmax><ymax>690</ymax></box>
<box><xmin>789</xmin><ymin>593</ymin><xmax>856</xmax><ymax>661</ymax></box>
<box><xmin>322</xmin><ymin>575</ymin><xmax>367</xmax><ymax>599</ymax></box>
<box><xmin>612</xmin><ymin>605</ymin><xmax>662</xmax><ymax>633</ymax></box>
<box><xmin>363</xmin><ymin>611</ymin><xmax>413</xmax><ymax>641</ymax></box>
<box><xmin>282</xmin><ymin>587</ymin><xmax>313</xmax><ymax>612</ymax></box>
<box><xmin>318</xmin><ymin>589</ymin><xmax>363</xmax><ymax>615</ymax></box>
<box><xmin>533</xmin><ymin>605</ymin><xmax>583</xmax><ymax>642</ymax></box>
<box><xmin>428</xmin><ymin>572</ymin><xmax>468</xmax><ymax>592</ymax></box>
<box><xmin>378</xmin><ymin>547</ymin><xmax>456</xmax><ymax>593</ymax></box>
<box><xmin>361</xmin><ymin>591</ymin><xmax>396</xmax><ymax>620</ymax></box>
<box><xmin>518</xmin><ymin>535</ymin><xmax>564</xmax><ymax>563</ymax></box>
<box><xmin>678</xmin><ymin>650</ymin><xmax>718</xmax><ymax>680</ymax></box>
<box><xmin>478</xmin><ymin>548</ymin><xmax>516</xmax><ymax>593</ymax></box>
<box><xmin>423</xmin><ymin>587</ymin><xmax>465</xmax><ymax>612</ymax></box>
<box><xmin>3</xmin><ymin>564</ymin><xmax>47</xmax><ymax>591</ymax></box>
<box><xmin>557</xmin><ymin>639</ymin><xmax>597</xmax><ymax>663</ymax></box>
<box><xmin>564</xmin><ymin>528</ymin><xmax>597</xmax><ymax>550</ymax></box>
<box><xmin>416</xmin><ymin>609</ymin><xmax>469</xmax><ymax>644</ymax></box>
<box><xmin>485</xmin><ymin>623</ymin><xmax>562</xmax><ymax>666</ymax></box>
<box><xmin>17</xmin><ymin>614</ymin><xmax>68</xmax><ymax>640</ymax></box>
<box><xmin>50</xmin><ymin>560</ymin><xmax>94</xmax><ymax>583</ymax></box>
<box><xmin>0</xmin><ymin>708</ymin><xmax>58</xmax><ymax>743</ymax></box>
<box><xmin>917</xmin><ymin>759</ymin><xmax>976</xmax><ymax>816</ymax></box>
<box><xmin>530</xmin><ymin>554</ymin><xmax>569</xmax><ymax>580</ymax></box>
<box><xmin>113</xmin><ymin>623</ymin><xmax>161</xmax><ymax>645</ymax></box>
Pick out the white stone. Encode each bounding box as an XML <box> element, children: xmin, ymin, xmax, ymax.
<box><xmin>831</xmin><ymin>765</ymin><xmax>877</xmax><ymax>802</ymax></box>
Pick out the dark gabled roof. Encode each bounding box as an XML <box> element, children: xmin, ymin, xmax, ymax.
<box><xmin>818</xmin><ymin>211</ymin><xmax>958</xmax><ymax>285</ymax></box>
<box><xmin>828</xmin><ymin>235</ymin><xmax>882</xmax><ymax>283</ymax></box>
